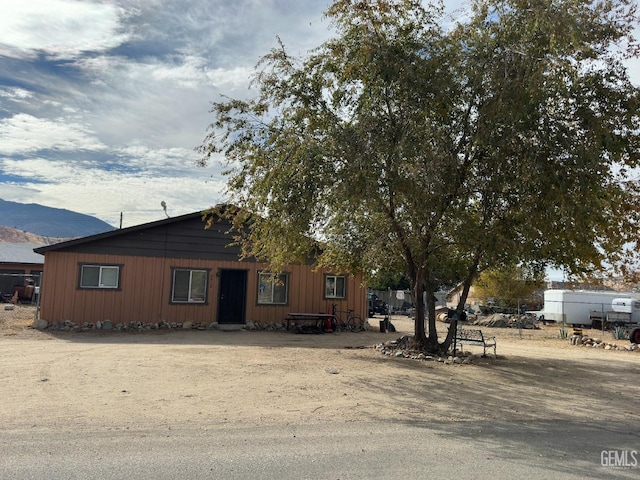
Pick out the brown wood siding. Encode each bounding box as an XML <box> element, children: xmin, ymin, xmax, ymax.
<box><xmin>39</xmin><ymin>252</ymin><xmax>366</xmax><ymax>326</ymax></box>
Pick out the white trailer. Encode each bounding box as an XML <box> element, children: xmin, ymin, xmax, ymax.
<box><xmin>541</xmin><ymin>289</ymin><xmax>640</xmax><ymax>327</ymax></box>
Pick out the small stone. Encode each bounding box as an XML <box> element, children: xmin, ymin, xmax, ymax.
<box><xmin>32</xmin><ymin>319</ymin><xmax>48</xmax><ymax>330</ymax></box>
<box><xmin>101</xmin><ymin>320</ymin><xmax>113</xmax><ymax>330</ymax></box>
<box><xmin>182</xmin><ymin>321</ymin><xmax>192</xmax><ymax>329</ymax></box>
<box><xmin>395</xmin><ymin>351</ymin><xmax>405</xmax><ymax>358</ymax></box>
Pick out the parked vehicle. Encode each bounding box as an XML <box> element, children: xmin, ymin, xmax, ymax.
<box><xmin>541</xmin><ymin>289</ymin><xmax>640</xmax><ymax>328</ymax></box>
<box><xmin>367</xmin><ymin>293</ymin><xmax>388</xmax><ymax>317</ymax></box>
<box><xmin>11</xmin><ymin>278</ymin><xmax>35</xmax><ymax>303</ymax></box>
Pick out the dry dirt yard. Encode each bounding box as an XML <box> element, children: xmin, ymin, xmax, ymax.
<box><xmin>1</xmin><ymin>305</ymin><xmax>639</xmax><ymax>434</ymax></box>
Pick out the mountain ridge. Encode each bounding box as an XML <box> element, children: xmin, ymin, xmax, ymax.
<box><xmin>0</xmin><ymin>198</ymin><xmax>114</xmax><ymax>240</ymax></box>
<box><xmin>0</xmin><ymin>226</ymin><xmax>66</xmax><ymax>244</ymax></box>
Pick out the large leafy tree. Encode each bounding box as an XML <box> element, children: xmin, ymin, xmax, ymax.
<box><xmin>474</xmin><ymin>266</ymin><xmax>546</xmax><ymax>309</ymax></box>
<box><xmin>199</xmin><ymin>0</ymin><xmax>640</xmax><ymax>352</ymax></box>
<box><xmin>367</xmin><ymin>271</ymin><xmax>411</xmax><ymax>291</ymax></box>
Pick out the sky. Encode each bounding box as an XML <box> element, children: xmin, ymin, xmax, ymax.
<box><xmin>0</xmin><ymin>1</ymin><xmax>639</xmax><ymax>238</ymax></box>
<box><xmin>0</xmin><ymin>0</ymin><xmax>337</xmax><ymax>228</ymax></box>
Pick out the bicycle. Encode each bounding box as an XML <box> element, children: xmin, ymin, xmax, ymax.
<box><xmin>331</xmin><ymin>304</ymin><xmax>366</xmax><ymax>332</ymax></box>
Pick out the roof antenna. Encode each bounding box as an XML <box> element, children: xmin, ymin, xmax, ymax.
<box><xmin>161</xmin><ymin>201</ymin><xmax>170</xmax><ymax>218</ymax></box>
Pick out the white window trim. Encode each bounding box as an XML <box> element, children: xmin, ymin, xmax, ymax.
<box><xmin>257</xmin><ymin>272</ymin><xmax>289</xmax><ymax>305</ymax></box>
<box><xmin>80</xmin><ymin>264</ymin><xmax>120</xmax><ymax>289</ymax></box>
<box><xmin>325</xmin><ymin>274</ymin><xmax>346</xmax><ymax>299</ymax></box>
<box><xmin>171</xmin><ymin>268</ymin><xmax>208</xmax><ymax>304</ymax></box>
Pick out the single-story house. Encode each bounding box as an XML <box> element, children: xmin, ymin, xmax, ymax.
<box><xmin>34</xmin><ymin>211</ymin><xmax>367</xmax><ymax>327</ymax></box>
<box><xmin>0</xmin><ymin>243</ymin><xmax>44</xmax><ymax>301</ymax></box>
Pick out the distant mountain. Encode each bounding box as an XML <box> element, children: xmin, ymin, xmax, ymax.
<box><xmin>0</xmin><ymin>198</ymin><xmax>114</xmax><ymax>239</ymax></box>
<box><xmin>0</xmin><ymin>226</ymin><xmax>65</xmax><ymax>244</ymax></box>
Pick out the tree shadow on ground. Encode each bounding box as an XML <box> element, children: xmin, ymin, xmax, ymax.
<box><xmin>410</xmin><ymin>419</ymin><xmax>638</xmax><ymax>480</ymax></box>
<box><xmin>346</xmin><ymin>352</ymin><xmax>639</xmax><ymax>479</ymax></box>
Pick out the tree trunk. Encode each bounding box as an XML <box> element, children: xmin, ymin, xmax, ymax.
<box><xmin>412</xmin><ymin>269</ymin><xmax>444</xmax><ymax>353</ymax></box>
<box><xmin>456</xmin><ymin>261</ymin><xmax>478</xmax><ymax>314</ymax></box>
<box><xmin>425</xmin><ymin>278</ymin><xmax>439</xmax><ymax>352</ymax></box>
<box><xmin>441</xmin><ymin>318</ymin><xmax>457</xmax><ymax>353</ymax></box>
<box><xmin>440</xmin><ymin>260</ymin><xmax>479</xmax><ymax>353</ymax></box>
<box><xmin>412</xmin><ymin>270</ymin><xmax>428</xmax><ymax>347</ymax></box>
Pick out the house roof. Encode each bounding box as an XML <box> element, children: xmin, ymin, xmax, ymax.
<box><xmin>34</xmin><ymin>211</ymin><xmax>205</xmax><ymax>255</ymax></box>
<box><xmin>32</xmin><ymin>206</ymin><xmax>317</xmax><ymax>265</ymax></box>
<box><xmin>0</xmin><ymin>243</ymin><xmax>45</xmax><ymax>265</ymax></box>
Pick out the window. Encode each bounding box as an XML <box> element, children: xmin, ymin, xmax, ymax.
<box><xmin>258</xmin><ymin>272</ymin><xmax>288</xmax><ymax>304</ymax></box>
<box><xmin>172</xmin><ymin>268</ymin><xmax>208</xmax><ymax>303</ymax></box>
<box><xmin>325</xmin><ymin>275</ymin><xmax>346</xmax><ymax>299</ymax></box>
<box><xmin>80</xmin><ymin>264</ymin><xmax>120</xmax><ymax>289</ymax></box>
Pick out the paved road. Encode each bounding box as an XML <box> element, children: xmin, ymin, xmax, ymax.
<box><xmin>1</xmin><ymin>420</ymin><xmax>637</xmax><ymax>479</ymax></box>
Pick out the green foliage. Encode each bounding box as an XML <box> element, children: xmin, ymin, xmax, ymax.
<box><xmin>367</xmin><ymin>271</ymin><xmax>411</xmax><ymax>291</ymax></box>
<box><xmin>559</xmin><ymin>327</ymin><xmax>569</xmax><ymax>340</ymax></box>
<box><xmin>613</xmin><ymin>326</ymin><xmax>629</xmax><ymax>340</ymax></box>
<box><xmin>474</xmin><ymin>265</ymin><xmax>545</xmax><ymax>308</ymax></box>
<box><xmin>200</xmin><ymin>0</ymin><xmax>640</xmax><ymax>350</ymax></box>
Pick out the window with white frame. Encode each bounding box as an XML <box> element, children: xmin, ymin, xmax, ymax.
<box><xmin>257</xmin><ymin>272</ymin><xmax>288</xmax><ymax>304</ymax></box>
<box><xmin>325</xmin><ymin>274</ymin><xmax>346</xmax><ymax>299</ymax></box>
<box><xmin>171</xmin><ymin>268</ymin><xmax>208</xmax><ymax>303</ymax></box>
<box><xmin>79</xmin><ymin>264</ymin><xmax>121</xmax><ymax>289</ymax></box>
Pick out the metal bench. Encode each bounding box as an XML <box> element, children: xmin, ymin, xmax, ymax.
<box><xmin>455</xmin><ymin>328</ymin><xmax>497</xmax><ymax>357</ymax></box>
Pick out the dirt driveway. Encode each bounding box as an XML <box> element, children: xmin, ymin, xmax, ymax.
<box><xmin>1</xmin><ymin>306</ymin><xmax>639</xmax><ymax>434</ymax></box>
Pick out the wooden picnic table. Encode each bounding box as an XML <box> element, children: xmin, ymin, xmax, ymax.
<box><xmin>285</xmin><ymin>313</ymin><xmax>335</xmax><ymax>331</ymax></box>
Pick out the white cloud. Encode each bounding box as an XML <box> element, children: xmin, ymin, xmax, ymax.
<box><xmin>205</xmin><ymin>66</ymin><xmax>256</xmax><ymax>91</ymax></box>
<box><xmin>76</xmin><ymin>54</ymin><xmax>213</xmax><ymax>89</ymax></box>
<box><xmin>0</xmin><ymin>87</ymin><xmax>34</xmax><ymax>103</ymax></box>
<box><xmin>0</xmin><ymin>155</ymin><xmax>226</xmax><ymax>227</ymax></box>
<box><xmin>0</xmin><ymin>0</ymin><xmax>130</xmax><ymax>59</ymax></box>
<box><xmin>0</xmin><ymin>0</ymin><xmax>637</xmax><ymax>234</ymax></box>
<box><xmin>0</xmin><ymin>114</ymin><xmax>106</xmax><ymax>155</ymax></box>
<box><xmin>115</xmin><ymin>145</ymin><xmax>203</xmax><ymax>174</ymax></box>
